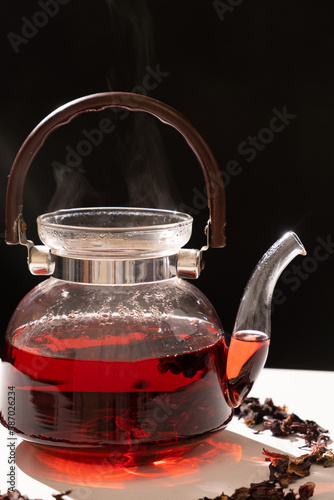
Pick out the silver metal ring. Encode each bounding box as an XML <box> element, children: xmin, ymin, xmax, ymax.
<box><xmin>53</xmin><ymin>254</ymin><xmax>178</xmax><ymax>284</ymax></box>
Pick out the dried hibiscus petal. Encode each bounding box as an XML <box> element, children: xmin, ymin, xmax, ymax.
<box><xmin>263</xmin><ymin>449</ymin><xmax>314</xmax><ymax>487</ymax></box>
<box><xmin>298</xmin><ymin>482</ymin><xmax>315</xmax><ymax>499</ymax></box>
<box><xmin>0</xmin><ymin>491</ymin><xmax>42</xmax><ymax>500</ymax></box>
<box><xmin>199</xmin><ymin>480</ymin><xmax>316</xmax><ymax>499</ymax></box>
<box><xmin>314</xmin><ymin>448</ymin><xmax>334</xmax><ymax>467</ymax></box>
<box><xmin>236</xmin><ymin>397</ymin><xmax>331</xmax><ymax>453</ymax></box>
<box><xmin>0</xmin><ymin>490</ymin><xmax>71</xmax><ymax>500</ymax></box>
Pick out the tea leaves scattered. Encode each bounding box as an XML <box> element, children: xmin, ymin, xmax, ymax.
<box><xmin>199</xmin><ymin>397</ymin><xmax>333</xmax><ymax>500</ymax></box>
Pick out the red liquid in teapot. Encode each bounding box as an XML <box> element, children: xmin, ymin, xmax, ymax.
<box><xmin>0</xmin><ymin>328</ymin><xmax>269</xmax><ymax>465</ymax></box>
<box><xmin>226</xmin><ymin>330</ymin><xmax>270</xmax><ymax>407</ymax></box>
<box><xmin>1</xmin><ymin>329</ymin><xmax>233</xmax><ymax>465</ymax></box>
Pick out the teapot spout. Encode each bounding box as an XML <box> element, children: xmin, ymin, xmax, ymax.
<box><xmin>226</xmin><ymin>231</ymin><xmax>306</xmax><ymax>407</ymax></box>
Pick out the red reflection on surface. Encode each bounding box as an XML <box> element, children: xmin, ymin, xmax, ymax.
<box><xmin>16</xmin><ymin>436</ymin><xmax>242</xmax><ymax>488</ymax></box>
<box><xmin>311</xmin><ymin>482</ymin><xmax>334</xmax><ymax>496</ymax></box>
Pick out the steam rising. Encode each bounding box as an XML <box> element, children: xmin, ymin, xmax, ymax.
<box><xmin>48</xmin><ymin>0</ymin><xmax>180</xmax><ymax>214</ymax></box>
<box><xmin>48</xmin><ymin>165</ymin><xmax>98</xmax><ymax>212</ymax></box>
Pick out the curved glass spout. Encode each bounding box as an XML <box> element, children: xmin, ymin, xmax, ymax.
<box><xmin>234</xmin><ymin>231</ymin><xmax>306</xmax><ymax>336</ymax></box>
<box><xmin>226</xmin><ymin>231</ymin><xmax>306</xmax><ymax>407</ymax></box>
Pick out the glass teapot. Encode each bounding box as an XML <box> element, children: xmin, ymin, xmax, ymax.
<box><xmin>1</xmin><ymin>92</ymin><xmax>306</xmax><ymax>466</ymax></box>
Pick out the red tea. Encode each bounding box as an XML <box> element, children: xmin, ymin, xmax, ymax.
<box><xmin>226</xmin><ymin>330</ymin><xmax>270</xmax><ymax>407</ymax></box>
<box><xmin>1</xmin><ymin>333</ymin><xmax>232</xmax><ymax>465</ymax></box>
<box><xmin>0</xmin><ymin>327</ymin><xmax>269</xmax><ymax>465</ymax></box>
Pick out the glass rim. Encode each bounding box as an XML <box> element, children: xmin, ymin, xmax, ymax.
<box><xmin>37</xmin><ymin>207</ymin><xmax>193</xmax><ymax>233</ymax></box>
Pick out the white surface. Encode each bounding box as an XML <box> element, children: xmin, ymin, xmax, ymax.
<box><xmin>1</xmin><ymin>368</ymin><xmax>334</xmax><ymax>499</ymax></box>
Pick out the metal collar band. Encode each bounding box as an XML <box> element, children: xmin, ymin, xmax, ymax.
<box><xmin>53</xmin><ymin>254</ymin><xmax>178</xmax><ymax>284</ymax></box>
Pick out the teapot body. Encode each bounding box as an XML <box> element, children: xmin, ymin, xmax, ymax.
<box><xmin>2</xmin><ymin>92</ymin><xmax>229</xmax><ymax>465</ymax></box>
<box><xmin>2</xmin><ymin>92</ymin><xmax>306</xmax><ymax>466</ymax></box>
<box><xmin>1</xmin><ymin>275</ymin><xmax>233</xmax><ymax>465</ymax></box>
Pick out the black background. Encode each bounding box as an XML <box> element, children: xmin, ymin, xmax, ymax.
<box><xmin>0</xmin><ymin>0</ymin><xmax>333</xmax><ymax>369</ymax></box>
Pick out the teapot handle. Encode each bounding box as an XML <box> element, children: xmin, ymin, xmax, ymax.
<box><xmin>5</xmin><ymin>92</ymin><xmax>226</xmax><ymax>248</ymax></box>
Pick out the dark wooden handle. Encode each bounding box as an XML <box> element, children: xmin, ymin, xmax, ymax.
<box><xmin>5</xmin><ymin>92</ymin><xmax>226</xmax><ymax>247</ymax></box>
